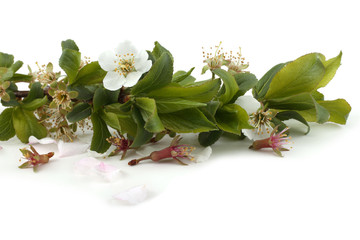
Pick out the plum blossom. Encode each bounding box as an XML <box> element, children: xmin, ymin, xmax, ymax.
<box><xmin>98</xmin><ymin>41</ymin><xmax>152</xmax><ymax>91</ymax></box>
<box><xmin>113</xmin><ymin>185</ymin><xmax>148</xmax><ymax>205</ymax></box>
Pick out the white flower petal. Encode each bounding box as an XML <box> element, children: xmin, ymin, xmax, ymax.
<box><xmin>193</xmin><ymin>146</ymin><xmax>212</xmax><ymax>163</ymax></box>
<box><xmin>115</xmin><ymin>40</ymin><xmax>138</xmax><ymax>56</ymax></box>
<box><xmin>98</xmin><ymin>50</ymin><xmax>117</xmax><ymax>71</ymax></box>
<box><xmin>103</xmin><ymin>71</ymin><xmax>126</xmax><ymax>91</ymax></box>
<box><xmin>235</xmin><ymin>95</ymin><xmax>260</xmax><ymax>115</ymax></box>
<box><xmin>136</xmin><ymin>60</ymin><xmax>152</xmax><ymax>73</ymax></box>
<box><xmin>134</xmin><ymin>50</ymin><xmax>149</xmax><ymax>66</ymax></box>
<box><xmin>242</xmin><ymin>128</ymin><xmax>272</xmax><ymax>141</ymax></box>
<box><xmin>123</xmin><ymin>72</ymin><xmax>142</xmax><ymax>87</ymax></box>
<box><xmin>28</xmin><ymin>136</ymin><xmax>57</xmax><ymax>145</ymax></box>
<box><xmin>113</xmin><ymin>185</ymin><xmax>148</xmax><ymax>205</ymax></box>
<box><xmin>74</xmin><ymin>157</ymin><xmax>100</xmax><ymax>175</ymax></box>
<box><xmin>57</xmin><ymin>140</ymin><xmax>89</xmax><ymax>158</ymax></box>
<box><xmin>94</xmin><ymin>162</ymin><xmax>121</xmax><ymax>182</ymax></box>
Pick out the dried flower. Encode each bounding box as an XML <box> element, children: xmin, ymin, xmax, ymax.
<box><xmin>249</xmin><ymin>126</ymin><xmax>292</xmax><ymax>157</ymax></box>
<box><xmin>227</xmin><ymin>47</ymin><xmax>249</xmax><ymax>74</ymax></box>
<box><xmin>106</xmin><ymin>133</ymin><xmax>132</xmax><ymax>159</ymax></box>
<box><xmin>19</xmin><ymin>145</ymin><xmax>54</xmax><ymax>172</ymax></box>
<box><xmin>31</xmin><ymin>62</ymin><xmax>60</xmax><ymax>85</ymax></box>
<box><xmin>128</xmin><ymin>135</ymin><xmax>196</xmax><ymax>166</ymax></box>
<box><xmin>202</xmin><ymin>41</ymin><xmax>227</xmax><ymax>73</ymax></box>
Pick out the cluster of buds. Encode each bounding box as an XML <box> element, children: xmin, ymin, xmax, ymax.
<box><xmin>48</xmin><ymin>81</ymin><xmax>78</xmax><ymax>110</ymax></box>
<box><xmin>106</xmin><ymin>133</ymin><xmax>132</xmax><ymax>159</ymax></box>
<box><xmin>202</xmin><ymin>42</ymin><xmax>249</xmax><ymax>75</ymax></box>
<box><xmin>128</xmin><ymin>135</ymin><xmax>196</xmax><ymax>166</ymax></box>
<box><xmin>249</xmin><ymin>105</ymin><xmax>277</xmax><ymax>135</ymax></box>
<box><xmin>0</xmin><ymin>81</ymin><xmax>10</xmax><ymax>102</ymax></box>
<box><xmin>19</xmin><ymin>145</ymin><xmax>54</xmax><ymax>172</ymax></box>
<box><xmin>250</xmin><ymin>126</ymin><xmax>292</xmax><ymax>157</ymax></box>
<box><xmin>29</xmin><ymin>62</ymin><xmax>61</xmax><ymax>86</ymax></box>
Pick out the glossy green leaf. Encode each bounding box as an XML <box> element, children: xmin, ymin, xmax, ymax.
<box><xmin>1</xmin><ymin>91</ymin><xmax>19</xmax><ymax>106</ymax></box>
<box><xmin>156</xmin><ymin>98</ymin><xmax>206</xmax><ymax>113</ymax></box>
<box><xmin>215</xmin><ymin>104</ymin><xmax>252</xmax><ymax>135</ymax></box>
<box><xmin>318</xmin><ymin>99</ymin><xmax>351</xmax><ymax>124</ymax></box>
<box><xmin>229</xmin><ymin>72</ymin><xmax>258</xmax><ymax>102</ymax></box>
<box><xmin>152</xmin><ymin>41</ymin><xmax>173</xmax><ymax>61</ymax></box>
<box><xmin>131</xmin><ymin>52</ymin><xmax>173</xmax><ymax>95</ymax></box>
<box><xmin>66</xmin><ymin>103</ymin><xmax>92</xmax><ymax>123</ymax></box>
<box><xmin>67</xmin><ymin>85</ymin><xmax>96</xmax><ymax>100</ymax></box>
<box><xmin>99</xmin><ymin>110</ymin><xmax>121</xmax><ymax>131</ymax></box>
<box><xmin>61</xmin><ymin>39</ymin><xmax>79</xmax><ymax>51</ymax></box>
<box><xmin>317</xmin><ymin>51</ymin><xmax>342</xmax><ymax>89</ymax></box>
<box><xmin>313</xmin><ymin>100</ymin><xmax>330</xmax><ymax>124</ymax></box>
<box><xmin>0</xmin><ymin>108</ymin><xmax>15</xmax><ymax>141</ymax></box>
<box><xmin>159</xmin><ymin>108</ymin><xmax>217</xmax><ymax>133</ymax></box>
<box><xmin>172</xmin><ymin>68</ymin><xmax>196</xmax><ymax>85</ymax></box>
<box><xmin>59</xmin><ymin>49</ymin><xmax>81</xmax><ymax>84</ymax></box>
<box><xmin>0</xmin><ymin>52</ymin><xmax>14</xmax><ymax>68</ymax></box>
<box><xmin>130</xmin><ymin>107</ymin><xmax>153</xmax><ymax>148</ymax></box>
<box><xmin>266</xmin><ymin>92</ymin><xmax>315</xmax><ymax>110</ymax></box>
<box><xmin>9</xmin><ymin>73</ymin><xmax>33</xmax><ymax>83</ymax></box>
<box><xmin>276</xmin><ymin>110</ymin><xmax>310</xmax><ymax>134</ymax></box>
<box><xmin>213</xmin><ymin>68</ymin><xmax>239</xmax><ymax>104</ymax></box>
<box><xmin>90</xmin><ymin>112</ymin><xmax>111</xmax><ymax>153</ymax></box>
<box><xmin>22</xmin><ymin>96</ymin><xmax>48</xmax><ymax>111</ymax></box>
<box><xmin>23</xmin><ymin>82</ymin><xmax>44</xmax><ymax>104</ymax></box>
<box><xmin>93</xmin><ymin>87</ymin><xmax>120</xmax><ymax>112</ymax></box>
<box><xmin>198</xmin><ymin>130</ymin><xmax>223</xmax><ymax>147</ymax></box>
<box><xmin>135</xmin><ymin>97</ymin><xmax>164</xmax><ymax>133</ymax></box>
<box><xmin>264</xmin><ymin>53</ymin><xmax>325</xmax><ymax>99</ymax></box>
<box><xmin>72</xmin><ymin>61</ymin><xmax>106</xmax><ymax>86</ymax></box>
<box><xmin>147</xmin><ymin>79</ymin><xmax>221</xmax><ymax>103</ymax></box>
<box><xmin>12</xmin><ymin>107</ymin><xmax>47</xmax><ymax>143</ymax></box>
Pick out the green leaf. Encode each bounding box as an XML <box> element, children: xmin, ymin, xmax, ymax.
<box><xmin>198</xmin><ymin>130</ymin><xmax>223</xmax><ymax>147</ymax></box>
<box><xmin>266</xmin><ymin>92</ymin><xmax>315</xmax><ymax>110</ymax></box>
<box><xmin>0</xmin><ymin>108</ymin><xmax>15</xmax><ymax>141</ymax></box>
<box><xmin>72</xmin><ymin>61</ymin><xmax>106</xmax><ymax>86</ymax></box>
<box><xmin>264</xmin><ymin>53</ymin><xmax>325</xmax><ymax>99</ymax></box>
<box><xmin>12</xmin><ymin>107</ymin><xmax>47</xmax><ymax>143</ymax></box>
<box><xmin>229</xmin><ymin>72</ymin><xmax>258</xmax><ymax>102</ymax></box>
<box><xmin>61</xmin><ymin>39</ymin><xmax>80</xmax><ymax>51</ymax></box>
<box><xmin>213</xmin><ymin>68</ymin><xmax>239</xmax><ymax>104</ymax></box>
<box><xmin>215</xmin><ymin>104</ymin><xmax>252</xmax><ymax>135</ymax></box>
<box><xmin>66</xmin><ymin>103</ymin><xmax>92</xmax><ymax>123</ymax></box>
<box><xmin>159</xmin><ymin>108</ymin><xmax>217</xmax><ymax>133</ymax></box>
<box><xmin>59</xmin><ymin>49</ymin><xmax>81</xmax><ymax>84</ymax></box>
<box><xmin>0</xmin><ymin>60</ymin><xmax>23</xmax><ymax>82</ymax></box>
<box><xmin>105</xmin><ymin>101</ymin><xmax>133</xmax><ymax>114</ymax></box>
<box><xmin>130</xmin><ymin>107</ymin><xmax>153</xmax><ymax>148</ymax></box>
<box><xmin>9</xmin><ymin>73</ymin><xmax>33</xmax><ymax>83</ymax></box>
<box><xmin>276</xmin><ymin>110</ymin><xmax>310</xmax><ymax>134</ymax></box>
<box><xmin>1</xmin><ymin>91</ymin><xmax>19</xmax><ymax>106</ymax></box>
<box><xmin>152</xmin><ymin>41</ymin><xmax>173</xmax><ymax>61</ymax></box>
<box><xmin>23</xmin><ymin>82</ymin><xmax>44</xmax><ymax>104</ymax></box>
<box><xmin>147</xmin><ymin>79</ymin><xmax>221</xmax><ymax>103</ymax></box>
<box><xmin>0</xmin><ymin>52</ymin><xmax>14</xmax><ymax>68</ymax></box>
<box><xmin>135</xmin><ymin>97</ymin><xmax>164</xmax><ymax>133</ymax></box>
<box><xmin>317</xmin><ymin>51</ymin><xmax>342</xmax><ymax>89</ymax></box>
<box><xmin>318</xmin><ymin>99</ymin><xmax>351</xmax><ymax>124</ymax></box>
<box><xmin>313</xmin><ymin>99</ymin><xmax>330</xmax><ymax>124</ymax></box>
<box><xmin>172</xmin><ymin>68</ymin><xmax>196</xmax><ymax>86</ymax></box>
<box><xmin>67</xmin><ymin>85</ymin><xmax>96</xmax><ymax>100</ymax></box>
<box><xmin>253</xmin><ymin>62</ymin><xmax>287</xmax><ymax>100</ymax></box>
<box><xmin>131</xmin><ymin>52</ymin><xmax>173</xmax><ymax>95</ymax></box>
<box><xmin>156</xmin><ymin>98</ymin><xmax>206</xmax><ymax>113</ymax></box>
<box><xmin>22</xmin><ymin>96</ymin><xmax>48</xmax><ymax>111</ymax></box>
<box><xmin>93</xmin><ymin>87</ymin><xmax>120</xmax><ymax>112</ymax></box>
<box><xmin>90</xmin><ymin>112</ymin><xmax>111</xmax><ymax>153</ymax></box>
<box><xmin>99</xmin><ymin>110</ymin><xmax>121</xmax><ymax>131</ymax></box>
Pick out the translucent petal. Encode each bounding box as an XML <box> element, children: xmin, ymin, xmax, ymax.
<box><xmin>103</xmin><ymin>71</ymin><xmax>126</xmax><ymax>91</ymax></box>
<box><xmin>28</xmin><ymin>136</ymin><xmax>57</xmax><ymax>145</ymax></box>
<box><xmin>123</xmin><ymin>71</ymin><xmax>142</xmax><ymax>87</ymax></box>
<box><xmin>57</xmin><ymin>140</ymin><xmax>89</xmax><ymax>158</ymax></box>
<box><xmin>98</xmin><ymin>50</ymin><xmax>117</xmax><ymax>71</ymax></box>
<box><xmin>113</xmin><ymin>185</ymin><xmax>148</xmax><ymax>204</ymax></box>
<box><xmin>94</xmin><ymin>162</ymin><xmax>121</xmax><ymax>182</ymax></box>
<box><xmin>115</xmin><ymin>40</ymin><xmax>138</xmax><ymax>56</ymax></box>
<box><xmin>74</xmin><ymin>157</ymin><xmax>100</xmax><ymax>176</ymax></box>
<box><xmin>0</xmin><ymin>146</ymin><xmax>2</xmax><ymax>150</ymax></box>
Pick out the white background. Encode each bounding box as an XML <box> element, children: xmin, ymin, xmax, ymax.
<box><xmin>0</xmin><ymin>0</ymin><xmax>359</xmax><ymax>239</ymax></box>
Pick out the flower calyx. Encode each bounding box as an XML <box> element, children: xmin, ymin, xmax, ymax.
<box><xmin>19</xmin><ymin>145</ymin><xmax>54</xmax><ymax>172</ymax></box>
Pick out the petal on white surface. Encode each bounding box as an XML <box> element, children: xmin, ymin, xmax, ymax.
<box><xmin>28</xmin><ymin>136</ymin><xmax>57</xmax><ymax>145</ymax></box>
<box><xmin>113</xmin><ymin>185</ymin><xmax>148</xmax><ymax>205</ymax></box>
<box><xmin>0</xmin><ymin>146</ymin><xmax>2</xmax><ymax>150</ymax></box>
<box><xmin>123</xmin><ymin>72</ymin><xmax>142</xmax><ymax>87</ymax></box>
<box><xmin>57</xmin><ymin>140</ymin><xmax>89</xmax><ymax>158</ymax></box>
<box><xmin>193</xmin><ymin>146</ymin><xmax>212</xmax><ymax>163</ymax></box>
<box><xmin>74</xmin><ymin>157</ymin><xmax>100</xmax><ymax>175</ymax></box>
<box><xmin>98</xmin><ymin>50</ymin><xmax>117</xmax><ymax>71</ymax></box>
<box><xmin>235</xmin><ymin>95</ymin><xmax>260</xmax><ymax>115</ymax></box>
<box><xmin>94</xmin><ymin>162</ymin><xmax>121</xmax><ymax>182</ymax></box>
<box><xmin>103</xmin><ymin>71</ymin><xmax>126</xmax><ymax>91</ymax></box>
<box><xmin>115</xmin><ymin>40</ymin><xmax>138</xmax><ymax>56</ymax></box>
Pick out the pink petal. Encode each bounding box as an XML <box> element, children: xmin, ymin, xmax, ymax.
<box><xmin>113</xmin><ymin>185</ymin><xmax>148</xmax><ymax>205</ymax></box>
<box><xmin>57</xmin><ymin>140</ymin><xmax>89</xmax><ymax>158</ymax></box>
<box><xmin>0</xmin><ymin>146</ymin><xmax>3</xmax><ymax>150</ymax></box>
<box><xmin>94</xmin><ymin>162</ymin><xmax>121</xmax><ymax>182</ymax></box>
<box><xmin>28</xmin><ymin>136</ymin><xmax>57</xmax><ymax>145</ymax></box>
<box><xmin>74</xmin><ymin>157</ymin><xmax>100</xmax><ymax>175</ymax></box>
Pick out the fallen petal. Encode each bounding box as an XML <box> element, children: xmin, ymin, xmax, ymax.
<box><xmin>28</xmin><ymin>136</ymin><xmax>57</xmax><ymax>145</ymax></box>
<box><xmin>57</xmin><ymin>140</ymin><xmax>89</xmax><ymax>158</ymax></box>
<box><xmin>0</xmin><ymin>146</ymin><xmax>2</xmax><ymax>150</ymax></box>
<box><xmin>113</xmin><ymin>185</ymin><xmax>148</xmax><ymax>205</ymax></box>
<box><xmin>94</xmin><ymin>162</ymin><xmax>121</xmax><ymax>182</ymax></box>
<box><xmin>74</xmin><ymin>157</ymin><xmax>100</xmax><ymax>175</ymax></box>
<box><xmin>193</xmin><ymin>146</ymin><xmax>212</xmax><ymax>163</ymax></box>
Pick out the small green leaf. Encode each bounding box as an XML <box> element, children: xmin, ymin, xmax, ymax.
<box><xmin>156</xmin><ymin>98</ymin><xmax>206</xmax><ymax>113</ymax></box>
<box><xmin>0</xmin><ymin>108</ymin><xmax>15</xmax><ymax>141</ymax></box>
<box><xmin>152</xmin><ymin>41</ymin><xmax>173</xmax><ymax>61</ymax></box>
<box><xmin>23</xmin><ymin>82</ymin><xmax>44</xmax><ymax>104</ymax></box>
<box><xmin>135</xmin><ymin>97</ymin><xmax>164</xmax><ymax>133</ymax></box>
<box><xmin>0</xmin><ymin>52</ymin><xmax>14</xmax><ymax>68</ymax></box>
<box><xmin>61</xmin><ymin>39</ymin><xmax>80</xmax><ymax>51</ymax></box>
<box><xmin>264</xmin><ymin>53</ymin><xmax>325</xmax><ymax>99</ymax></box>
<box><xmin>93</xmin><ymin>87</ymin><xmax>120</xmax><ymax>112</ymax></box>
<box><xmin>213</xmin><ymin>68</ymin><xmax>239</xmax><ymax>104</ymax></box>
<box><xmin>1</xmin><ymin>91</ymin><xmax>19</xmax><ymax>106</ymax></box>
<box><xmin>72</xmin><ymin>61</ymin><xmax>106</xmax><ymax>86</ymax></box>
<box><xmin>215</xmin><ymin>104</ymin><xmax>252</xmax><ymax>135</ymax></box>
<box><xmin>276</xmin><ymin>110</ymin><xmax>310</xmax><ymax>134</ymax></box>
<box><xmin>59</xmin><ymin>49</ymin><xmax>81</xmax><ymax>84</ymax></box>
<box><xmin>317</xmin><ymin>51</ymin><xmax>342</xmax><ymax>89</ymax></box>
<box><xmin>198</xmin><ymin>130</ymin><xmax>223</xmax><ymax>147</ymax></box>
<box><xmin>90</xmin><ymin>112</ymin><xmax>111</xmax><ymax>153</ymax></box>
<box><xmin>66</xmin><ymin>103</ymin><xmax>92</xmax><ymax>123</ymax></box>
<box><xmin>318</xmin><ymin>99</ymin><xmax>351</xmax><ymax>124</ymax></box>
<box><xmin>67</xmin><ymin>85</ymin><xmax>96</xmax><ymax>100</ymax></box>
<box><xmin>159</xmin><ymin>108</ymin><xmax>217</xmax><ymax>133</ymax></box>
<box><xmin>172</xmin><ymin>68</ymin><xmax>196</xmax><ymax>86</ymax></box>
<box><xmin>12</xmin><ymin>107</ymin><xmax>47</xmax><ymax>143</ymax></box>
<box><xmin>313</xmin><ymin>99</ymin><xmax>330</xmax><ymax>124</ymax></box>
<box><xmin>131</xmin><ymin>52</ymin><xmax>173</xmax><ymax>95</ymax></box>
<box><xmin>228</xmin><ymin>72</ymin><xmax>258</xmax><ymax>102</ymax></box>
<box><xmin>22</xmin><ymin>96</ymin><xmax>48</xmax><ymax>111</ymax></box>
<box><xmin>99</xmin><ymin>110</ymin><xmax>121</xmax><ymax>131</ymax></box>
<box><xmin>130</xmin><ymin>107</ymin><xmax>153</xmax><ymax>148</ymax></box>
